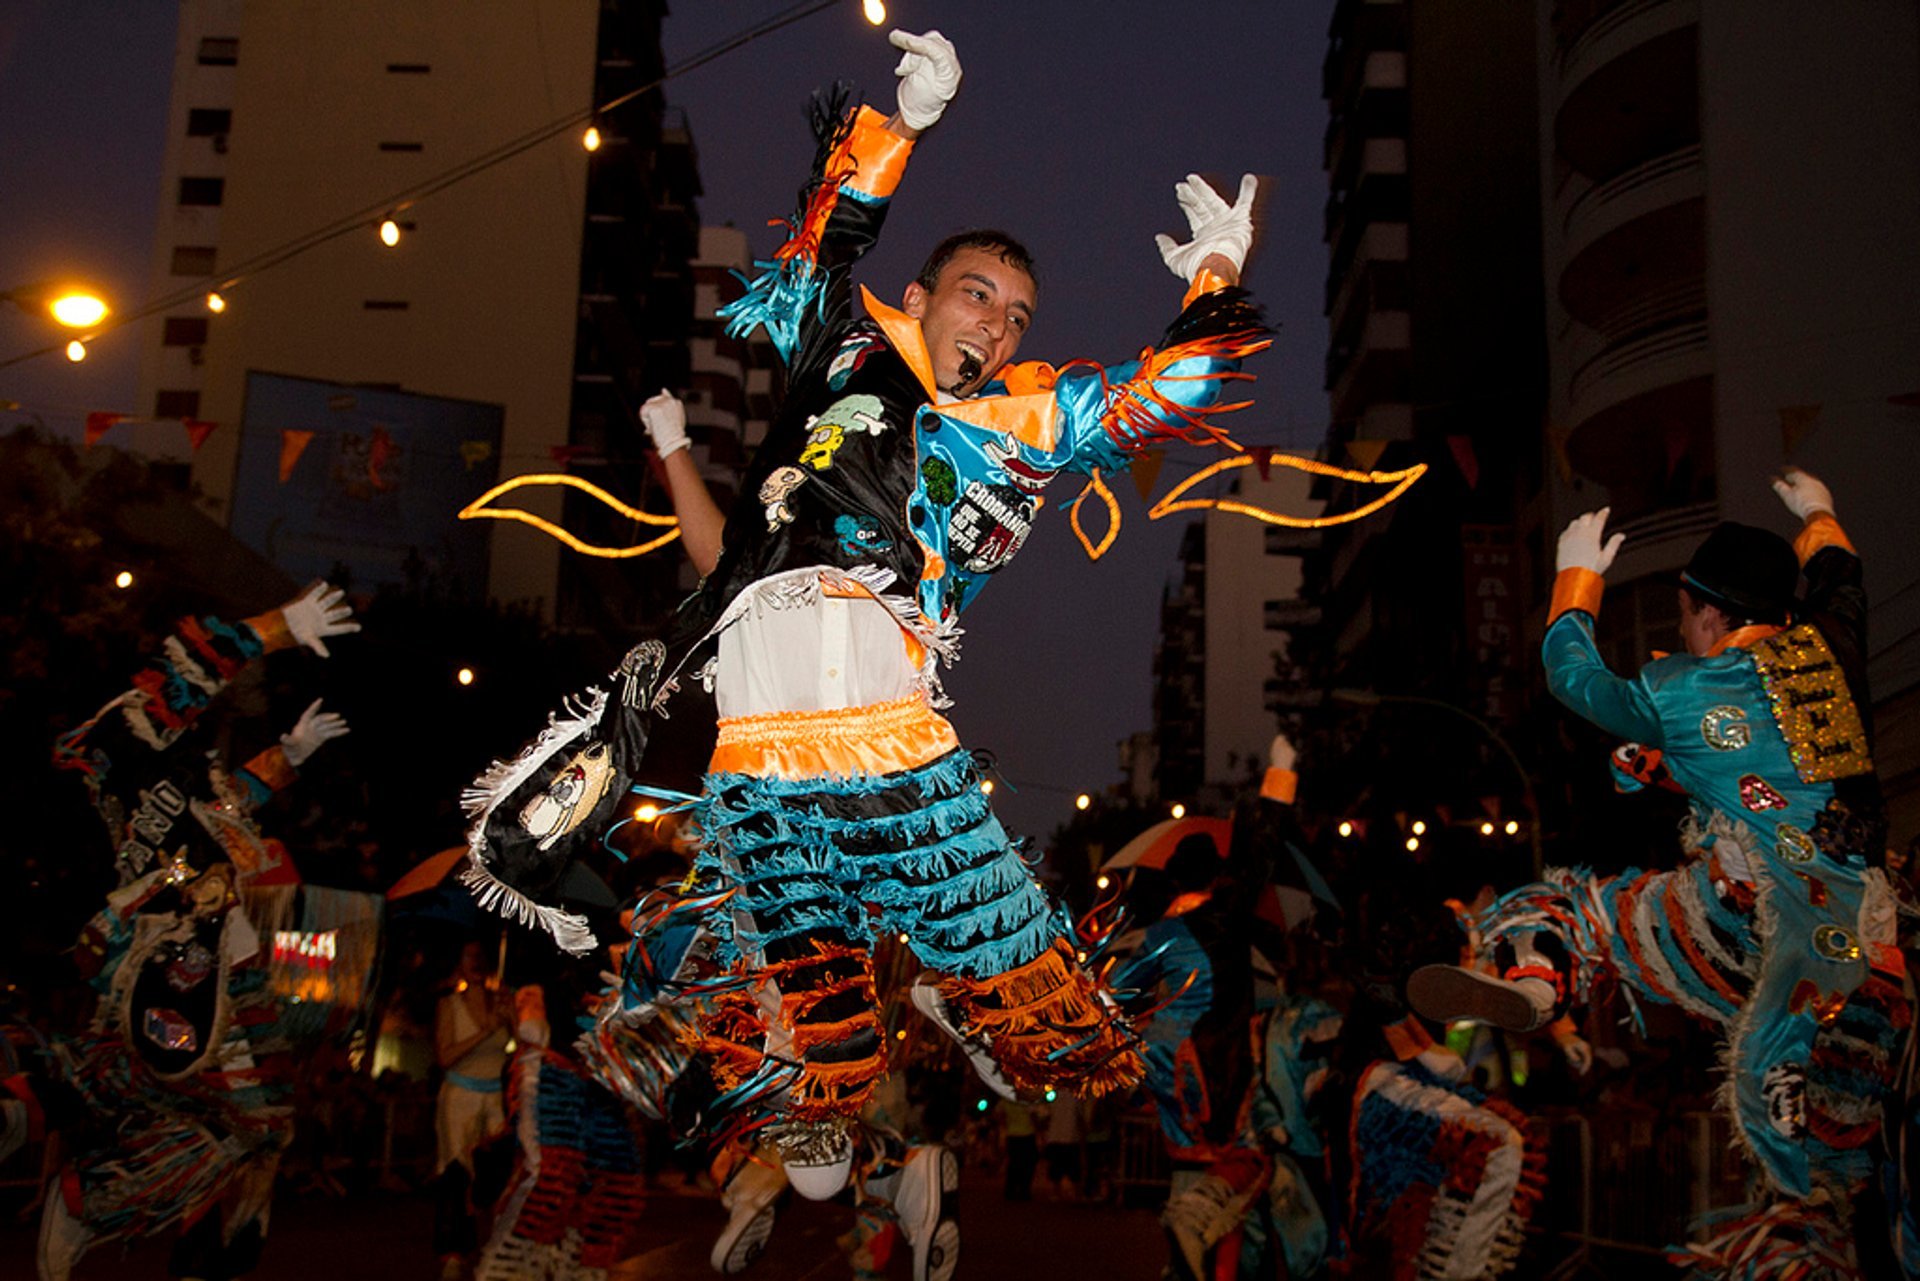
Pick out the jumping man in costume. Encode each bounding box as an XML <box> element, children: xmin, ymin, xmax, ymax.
<box><xmin>464</xmin><ymin>28</ymin><xmax>1272</xmax><ymax>1208</ymax></box>
<box><xmin>1410</xmin><ymin>468</ymin><xmax>1913</xmax><ymax>1279</ymax></box>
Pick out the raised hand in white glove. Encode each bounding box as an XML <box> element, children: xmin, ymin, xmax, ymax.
<box><xmin>280</xmin><ymin>582</ymin><xmax>360</xmax><ymax>657</ymax></box>
<box><xmin>1155</xmin><ymin>173</ymin><xmax>1259</xmax><ymax>283</ymax></box>
<box><xmin>1771</xmin><ymin>467</ymin><xmax>1834</xmax><ymax>522</ymax></box>
<box><xmin>1269</xmin><ymin>732</ymin><xmax>1297</xmax><ymax>773</ymax></box>
<box><xmin>640</xmin><ymin>391</ymin><xmax>689</xmax><ymax>459</ymax></box>
<box><xmin>281</xmin><ymin>698</ymin><xmax>349</xmax><ymax>767</ymax></box>
<box><xmin>1555</xmin><ymin>508</ymin><xmax>1624</xmax><ymax>575</ymax></box>
<box><xmin>890</xmin><ymin>29</ymin><xmax>961</xmax><ymax>133</ymax></box>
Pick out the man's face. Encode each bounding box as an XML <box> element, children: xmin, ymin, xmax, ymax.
<box><xmin>902</xmin><ymin>246</ymin><xmax>1037</xmax><ymax>398</ymax></box>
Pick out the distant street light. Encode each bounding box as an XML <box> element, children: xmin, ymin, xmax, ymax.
<box><xmin>980</xmin><ymin>779</ymin><xmax>994</xmax><ymax>796</ymax></box>
<box><xmin>1331</xmin><ymin>688</ymin><xmax>1543</xmax><ymax>879</ymax></box>
<box><xmin>582</xmin><ymin>125</ymin><xmax>602</xmax><ymax>152</ymax></box>
<box><xmin>1337</xmin><ymin>820</ymin><xmax>1354</xmax><ymax>838</ymax></box>
<box><xmin>863</xmin><ymin>0</ymin><xmax>887</xmax><ymax>25</ymax></box>
<box><xmin>634</xmin><ymin>803</ymin><xmax>660</xmax><ymax>822</ymax></box>
<box><xmin>456</xmin><ymin>666</ymin><xmax>475</xmax><ymax>686</ymax></box>
<box><xmin>1411</xmin><ymin>819</ymin><xmax>1427</xmax><ymax>836</ymax></box>
<box><xmin>113</xmin><ymin>570</ymin><xmax>134</xmax><ymax>589</ymax></box>
<box><xmin>2</xmin><ymin>282</ymin><xmax>111</xmax><ymax>330</ymax></box>
<box><xmin>378</xmin><ymin>218</ymin><xmax>402</xmax><ymax>247</ymax></box>
<box><xmin>1075</xmin><ymin>793</ymin><xmax>1091</xmax><ymax>811</ymax></box>
<box><xmin>1480</xmin><ymin>821</ymin><xmax>1496</xmax><ymax>836</ymax></box>
<box><xmin>206</xmin><ymin>292</ymin><xmax>227</xmax><ymax>313</ymax></box>
<box><xmin>65</xmin><ymin>340</ymin><xmax>86</xmax><ymax>363</ymax></box>
<box><xmin>1170</xmin><ymin>802</ymin><xmax>1187</xmax><ymax>819</ymax></box>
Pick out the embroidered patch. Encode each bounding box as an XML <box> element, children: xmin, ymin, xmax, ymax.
<box><xmin>918</xmin><ymin>455</ymin><xmax>958</xmax><ymax>506</ymax></box>
<box><xmin>1739</xmin><ymin>774</ymin><xmax>1788</xmax><ymax>811</ymax></box>
<box><xmin>946</xmin><ymin>480</ymin><xmax>1036</xmax><ymax>574</ymax></box>
<box><xmin>826</xmin><ymin>333</ymin><xmax>885</xmax><ymax>390</ymax></box>
<box><xmin>798</xmin><ymin>393</ymin><xmax>889</xmax><ymax>471</ymax></box>
<box><xmin>833</xmin><ymin>513</ymin><xmax>893</xmax><ymax>556</ymax></box>
<box><xmin>1749</xmin><ymin>624</ymin><xmax>1872</xmax><ymax>782</ymax></box>
<box><xmin>1812</xmin><ymin>925</ymin><xmax>1862</xmax><ymax>962</ymax></box>
<box><xmin>1700</xmin><ymin>705</ymin><xmax>1751</xmax><ymax>751</ymax></box>
<box><xmin>760</xmin><ymin>466</ymin><xmax>807</xmax><ymax>531</ymax></box>
<box><xmin>166</xmin><ymin>941</ymin><xmax>216</xmax><ymax>992</ymax></box>
<box><xmin>1774</xmin><ymin>823</ymin><xmax>1816</xmax><ymax>864</ymax></box>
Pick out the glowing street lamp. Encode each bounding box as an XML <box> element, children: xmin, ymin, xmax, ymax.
<box><xmin>1170</xmin><ymin>802</ymin><xmax>1187</xmax><ymax>819</ymax></box>
<box><xmin>1504</xmin><ymin>819</ymin><xmax>1520</xmax><ymax>837</ymax></box>
<box><xmin>582</xmin><ymin>126</ymin><xmax>602</xmax><ymax>152</ymax></box>
<box><xmin>1411</xmin><ymin>819</ymin><xmax>1427</xmax><ymax>836</ymax></box>
<box><xmin>456</xmin><ymin>666</ymin><xmax>475</xmax><ymax>686</ymax></box>
<box><xmin>206</xmin><ymin>292</ymin><xmax>228</xmax><ymax>313</ymax></box>
<box><xmin>65</xmin><ymin>340</ymin><xmax>87</xmax><ymax>363</ymax></box>
<box><xmin>378</xmin><ymin>218</ymin><xmax>402</xmax><ymax>247</ymax></box>
<box><xmin>114</xmin><ymin>570</ymin><xmax>134</xmax><ymax>589</ymax></box>
<box><xmin>1480</xmin><ymin>821</ymin><xmax>1496</xmax><ymax>836</ymax></box>
<box><xmin>863</xmin><ymin>0</ymin><xmax>887</xmax><ymax>25</ymax></box>
<box><xmin>1337</xmin><ymin>820</ymin><xmax>1354</xmax><ymax>838</ymax></box>
<box><xmin>1074</xmin><ymin>793</ymin><xmax>1091</xmax><ymax>812</ymax></box>
<box><xmin>49</xmin><ymin>292</ymin><xmax>109</xmax><ymax>328</ymax></box>
<box><xmin>980</xmin><ymin>779</ymin><xmax>994</xmax><ymax>796</ymax></box>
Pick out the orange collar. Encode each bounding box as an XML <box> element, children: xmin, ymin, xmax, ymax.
<box><xmin>857</xmin><ymin>285</ymin><xmax>1062</xmax><ymax>452</ymax></box>
<box><xmin>1651</xmin><ymin>622</ymin><xmax>1787</xmax><ymax>662</ymax></box>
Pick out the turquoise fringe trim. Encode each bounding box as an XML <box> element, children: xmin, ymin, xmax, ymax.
<box><xmin>717</xmin><ymin>258</ymin><xmax>826</xmax><ymax>364</ymax></box>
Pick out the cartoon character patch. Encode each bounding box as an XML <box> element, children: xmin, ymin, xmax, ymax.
<box><xmin>761</xmin><ymin>466</ymin><xmax>807</xmax><ymax>531</ymax></box>
<box><xmin>833</xmin><ymin>513</ymin><xmax>893</xmax><ymax>557</ymax></box>
<box><xmin>517</xmin><ymin>742</ymin><xmax>618</xmax><ymax>851</ymax></box>
<box><xmin>981</xmin><ymin>436</ymin><xmax>1062</xmax><ymax>495</ymax></box>
<box><xmin>946</xmin><ymin>479</ymin><xmax>1037</xmax><ymax>574</ymax></box>
<box><xmin>799</xmin><ymin>394</ymin><xmax>889</xmax><ymax>471</ymax></box>
<box><xmin>826</xmin><ymin>333</ymin><xmax>886</xmax><ymax>390</ymax></box>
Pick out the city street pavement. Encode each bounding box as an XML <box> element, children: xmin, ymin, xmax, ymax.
<box><xmin>0</xmin><ymin>1167</ymin><xmax>1169</xmax><ymax>1280</ymax></box>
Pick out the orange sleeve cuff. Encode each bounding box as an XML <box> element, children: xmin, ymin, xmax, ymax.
<box><xmin>840</xmin><ymin>105</ymin><xmax>914</xmax><ymax>201</ymax></box>
<box><xmin>1792</xmin><ymin>511</ymin><xmax>1855</xmax><ymax>564</ymax></box>
<box><xmin>1181</xmin><ymin>266</ymin><xmax>1231</xmax><ymax>309</ymax></box>
<box><xmin>241</xmin><ymin>744</ymin><xmax>297</xmax><ymax>793</ymax></box>
<box><xmin>1548</xmin><ymin>567</ymin><xmax>1604</xmax><ymax>626</ymax></box>
<box><xmin>1547</xmin><ymin>1014</ymin><xmax>1580</xmax><ymax>1045</ymax></box>
<box><xmin>241</xmin><ymin>609</ymin><xmax>297</xmax><ymax>654</ymax></box>
<box><xmin>1260</xmin><ymin>767</ymin><xmax>1298</xmax><ymax>805</ymax></box>
<box><xmin>1383</xmin><ymin>1015</ymin><xmax>1436</xmax><ymax>1062</ymax></box>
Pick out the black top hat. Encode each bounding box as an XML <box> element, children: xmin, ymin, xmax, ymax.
<box><xmin>1680</xmin><ymin>521</ymin><xmax>1798</xmax><ymax>624</ymax></box>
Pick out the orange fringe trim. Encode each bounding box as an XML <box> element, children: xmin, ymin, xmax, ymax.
<box><xmin>939</xmin><ymin>940</ymin><xmax>1144</xmax><ymax>1097</ymax></box>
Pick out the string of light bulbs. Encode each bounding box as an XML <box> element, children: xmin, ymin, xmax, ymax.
<box><xmin>0</xmin><ymin>0</ymin><xmax>861</xmax><ymax>372</ymax></box>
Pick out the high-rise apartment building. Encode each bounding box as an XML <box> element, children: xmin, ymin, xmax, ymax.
<box><xmin>136</xmin><ymin>1</ymin><xmax>702</xmax><ymax>621</ymax></box>
<box><xmin>1537</xmin><ymin>0</ymin><xmax>1920</xmax><ymax>831</ymax></box>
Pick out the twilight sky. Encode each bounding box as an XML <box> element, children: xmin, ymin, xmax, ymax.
<box><xmin>0</xmin><ymin>0</ymin><xmax>1334</xmax><ymax>840</ymax></box>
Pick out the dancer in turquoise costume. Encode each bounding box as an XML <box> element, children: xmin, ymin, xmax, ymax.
<box><xmin>1410</xmin><ymin>469</ymin><xmax>1914</xmax><ymax>1279</ymax></box>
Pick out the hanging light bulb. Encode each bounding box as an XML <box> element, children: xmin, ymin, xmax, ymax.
<box><xmin>1095</xmin><ymin>874</ymin><xmax>1110</xmax><ymax>891</ymax></box>
<box><xmin>980</xmin><ymin>779</ymin><xmax>994</xmax><ymax>795</ymax></box>
<box><xmin>206</xmin><ymin>292</ymin><xmax>227</xmax><ymax>313</ymax></box>
<box><xmin>1411</xmin><ymin>820</ymin><xmax>1427</xmax><ymax>836</ymax></box>
<box><xmin>1480</xmin><ymin>821</ymin><xmax>1496</xmax><ymax>836</ymax></box>
<box><xmin>65</xmin><ymin>339</ymin><xmax>86</xmax><ymax>362</ymax></box>
<box><xmin>863</xmin><ymin>0</ymin><xmax>887</xmax><ymax>26</ymax></box>
<box><xmin>457</xmin><ymin>667</ymin><xmax>475</xmax><ymax>686</ymax></box>
<box><xmin>114</xmin><ymin>570</ymin><xmax>134</xmax><ymax>589</ymax></box>
<box><xmin>1075</xmin><ymin>793</ymin><xmax>1091</xmax><ymax>811</ymax></box>
<box><xmin>1504</xmin><ymin>819</ymin><xmax>1521</xmax><ymax>836</ymax></box>
<box><xmin>1170</xmin><ymin>802</ymin><xmax>1187</xmax><ymax>819</ymax></box>
<box><xmin>582</xmin><ymin>125</ymin><xmax>602</xmax><ymax>152</ymax></box>
<box><xmin>1337</xmin><ymin>820</ymin><xmax>1354</xmax><ymax>838</ymax></box>
<box><xmin>1405</xmin><ymin>836</ymin><xmax>1420</xmax><ymax>852</ymax></box>
<box><xmin>635</xmin><ymin>803</ymin><xmax>660</xmax><ymax>822</ymax></box>
<box><xmin>379</xmin><ymin>218</ymin><xmax>401</xmax><ymax>247</ymax></box>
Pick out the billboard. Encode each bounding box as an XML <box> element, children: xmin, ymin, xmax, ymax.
<box><xmin>228</xmin><ymin>372</ymin><xmax>502</xmax><ymax>600</ymax></box>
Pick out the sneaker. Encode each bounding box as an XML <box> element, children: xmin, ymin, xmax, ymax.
<box><xmin>895</xmin><ymin>1145</ymin><xmax>960</xmax><ymax>1281</ymax></box>
<box><xmin>775</xmin><ymin>1121</ymin><xmax>854</xmax><ymax>1202</ymax></box>
<box><xmin>910</xmin><ymin>976</ymin><xmax>1016</xmax><ymax>1102</ymax></box>
<box><xmin>710</xmin><ymin>1157</ymin><xmax>785</xmax><ymax>1273</ymax></box>
<box><xmin>1406</xmin><ymin>964</ymin><xmax>1554</xmax><ymax>1033</ymax></box>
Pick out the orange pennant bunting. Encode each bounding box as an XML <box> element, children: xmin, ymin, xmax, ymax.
<box><xmin>278</xmin><ymin>430</ymin><xmax>315</xmax><ymax>482</ymax></box>
<box><xmin>84</xmin><ymin>412</ymin><xmax>127</xmax><ymax>447</ymax></box>
<box><xmin>1546</xmin><ymin>426</ymin><xmax>1574</xmax><ymax>484</ymax></box>
<box><xmin>183</xmin><ymin>419</ymin><xmax>217</xmax><ymax>452</ymax></box>
<box><xmin>1129</xmin><ymin>449</ymin><xmax>1165</xmax><ymax>503</ymax></box>
<box><xmin>1346</xmin><ymin>438</ymin><xmax>1388</xmax><ymax>470</ymax></box>
<box><xmin>1779</xmin><ymin>405</ymin><xmax>1821</xmax><ymax>457</ymax></box>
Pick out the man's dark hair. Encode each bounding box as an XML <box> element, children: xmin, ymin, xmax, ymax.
<box><xmin>914</xmin><ymin>229</ymin><xmax>1037</xmax><ymax>294</ymax></box>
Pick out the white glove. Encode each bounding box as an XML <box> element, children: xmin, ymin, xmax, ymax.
<box><xmin>890</xmin><ymin>29</ymin><xmax>961</xmax><ymax>132</ymax></box>
<box><xmin>1155</xmin><ymin>173</ymin><xmax>1259</xmax><ymax>282</ymax></box>
<box><xmin>640</xmin><ymin>391</ymin><xmax>690</xmax><ymax>459</ymax></box>
<box><xmin>1268</xmin><ymin>732</ymin><xmax>1296</xmax><ymax>773</ymax></box>
<box><xmin>280</xmin><ymin>582</ymin><xmax>359</xmax><ymax>658</ymax></box>
<box><xmin>1772</xmin><ymin>467</ymin><xmax>1833</xmax><ymax>521</ymax></box>
<box><xmin>281</xmin><ymin>698</ymin><xmax>349</xmax><ymax>767</ymax></box>
<box><xmin>1555</xmin><ymin>508</ymin><xmax>1624</xmax><ymax>575</ymax></box>
<box><xmin>1559</xmin><ymin>1035</ymin><xmax>1594</xmax><ymax>1076</ymax></box>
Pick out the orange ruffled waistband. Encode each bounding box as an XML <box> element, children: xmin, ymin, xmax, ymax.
<box><xmin>709</xmin><ymin>694</ymin><xmax>960</xmax><ymax>781</ymax></box>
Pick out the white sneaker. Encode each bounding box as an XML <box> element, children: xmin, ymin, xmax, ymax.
<box><xmin>895</xmin><ymin>1145</ymin><xmax>960</xmax><ymax>1281</ymax></box>
<box><xmin>775</xmin><ymin>1121</ymin><xmax>853</xmax><ymax>1201</ymax></box>
<box><xmin>910</xmin><ymin>976</ymin><xmax>1016</xmax><ymax>1102</ymax></box>
<box><xmin>710</xmin><ymin>1157</ymin><xmax>785</xmax><ymax>1273</ymax></box>
<box><xmin>1406</xmin><ymin>964</ymin><xmax>1555</xmax><ymax>1033</ymax></box>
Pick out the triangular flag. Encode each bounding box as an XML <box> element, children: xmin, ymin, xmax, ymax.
<box><xmin>459</xmin><ymin>440</ymin><xmax>495</xmax><ymax>471</ymax></box>
<box><xmin>278</xmin><ymin>430</ymin><xmax>315</xmax><ymax>482</ymax></box>
<box><xmin>1779</xmin><ymin>405</ymin><xmax>1821</xmax><ymax>456</ymax></box>
<box><xmin>183</xmin><ymin>419</ymin><xmax>217</xmax><ymax>452</ymax></box>
<box><xmin>1346</xmin><ymin>438</ymin><xmax>1388</xmax><ymax>471</ymax></box>
<box><xmin>1662</xmin><ymin>421</ymin><xmax>1688</xmax><ymax>481</ymax></box>
<box><xmin>1445</xmin><ymin>435</ymin><xmax>1479</xmax><ymax>489</ymax></box>
<box><xmin>1250</xmin><ymin>445</ymin><xmax>1274</xmax><ymax>481</ymax></box>
<box><xmin>1546</xmin><ymin>426</ymin><xmax>1574</xmax><ymax>484</ymax></box>
<box><xmin>1129</xmin><ymin>448</ymin><xmax>1165</xmax><ymax>502</ymax></box>
<box><xmin>84</xmin><ymin>412</ymin><xmax>127</xmax><ymax>447</ymax></box>
<box><xmin>548</xmin><ymin>444</ymin><xmax>595</xmax><ymax>466</ymax></box>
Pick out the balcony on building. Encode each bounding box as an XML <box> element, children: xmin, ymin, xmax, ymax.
<box><xmin>1323</xmin><ymin>0</ymin><xmax>1408</xmax><ymax>102</ymax></box>
<box><xmin>1553</xmin><ymin>0</ymin><xmax>1700</xmax><ymax>184</ymax></box>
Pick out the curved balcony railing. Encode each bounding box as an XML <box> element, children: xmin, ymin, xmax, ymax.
<box><xmin>1557</xmin><ymin>146</ymin><xmax>1704</xmax><ymax>291</ymax></box>
<box><xmin>1565</xmin><ymin>276</ymin><xmax>1707</xmax><ymax>376</ymax></box>
<box><xmin>1568</xmin><ymin>316</ymin><xmax>1709</xmax><ymax>409</ymax></box>
<box><xmin>1556</xmin><ymin>0</ymin><xmax>1698</xmax><ymax>89</ymax></box>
